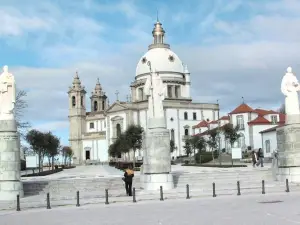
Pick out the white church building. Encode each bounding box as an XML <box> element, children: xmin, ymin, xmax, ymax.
<box><xmin>68</xmin><ymin>20</ymin><xmax>219</xmax><ymax>165</ymax></box>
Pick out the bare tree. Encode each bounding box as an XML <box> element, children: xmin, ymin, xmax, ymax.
<box><xmin>15</xmin><ymin>89</ymin><xmax>31</xmax><ymax>138</ymax></box>
<box><xmin>278</xmin><ymin>103</ymin><xmax>285</xmax><ymax>114</ymax></box>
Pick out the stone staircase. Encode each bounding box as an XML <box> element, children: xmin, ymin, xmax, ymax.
<box><xmin>22</xmin><ymin>167</ymin><xmax>299</xmax><ymax>199</ymax></box>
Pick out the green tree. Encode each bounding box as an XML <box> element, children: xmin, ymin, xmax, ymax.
<box><xmin>196</xmin><ymin>137</ymin><xmax>206</xmax><ymax>153</ymax></box>
<box><xmin>25</xmin><ymin>129</ymin><xmax>47</xmax><ymax>173</ymax></box>
<box><xmin>44</xmin><ymin>132</ymin><xmax>60</xmax><ymax>170</ymax></box>
<box><xmin>62</xmin><ymin>146</ymin><xmax>72</xmax><ymax>165</ymax></box>
<box><xmin>183</xmin><ymin>139</ymin><xmax>192</xmax><ymax>156</ymax></box>
<box><xmin>222</xmin><ymin>124</ymin><xmax>241</xmax><ymax>148</ymax></box>
<box><xmin>170</xmin><ymin>140</ymin><xmax>175</xmax><ymax>153</ymax></box>
<box><xmin>207</xmin><ymin>129</ymin><xmax>218</xmax><ymax>162</ymax></box>
<box><xmin>124</xmin><ymin>125</ymin><xmax>143</xmax><ymax>167</ymax></box>
<box><xmin>278</xmin><ymin>103</ymin><xmax>285</xmax><ymax>114</ymax></box>
<box><xmin>65</xmin><ymin>148</ymin><xmax>74</xmax><ymax>166</ymax></box>
<box><xmin>189</xmin><ymin>135</ymin><xmax>200</xmax><ymax>159</ymax></box>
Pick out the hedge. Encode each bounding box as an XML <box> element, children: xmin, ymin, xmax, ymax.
<box><xmin>193</xmin><ymin>150</ymin><xmax>219</xmax><ymax>164</ymax></box>
<box><xmin>183</xmin><ymin>164</ymin><xmax>247</xmax><ymax>168</ymax></box>
<box><xmin>21</xmin><ymin>168</ymin><xmax>63</xmax><ymax>177</ymax></box>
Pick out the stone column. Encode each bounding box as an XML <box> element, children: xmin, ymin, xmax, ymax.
<box><xmin>0</xmin><ymin>120</ymin><xmax>24</xmax><ymax>200</ymax></box>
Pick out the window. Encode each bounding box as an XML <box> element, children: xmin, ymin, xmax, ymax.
<box><xmin>102</xmin><ymin>100</ymin><xmax>105</xmax><ymax>110</ymax></box>
<box><xmin>271</xmin><ymin>115</ymin><xmax>278</xmax><ymax>124</ymax></box>
<box><xmin>184</xmin><ymin>128</ymin><xmax>189</xmax><ymax>136</ymax></box>
<box><xmin>171</xmin><ymin>129</ymin><xmax>175</xmax><ymax>141</ymax></box>
<box><xmin>72</xmin><ymin>96</ymin><xmax>76</xmax><ymax>107</ymax></box>
<box><xmin>236</xmin><ymin>115</ymin><xmax>244</xmax><ymax>129</ymax></box>
<box><xmin>89</xmin><ymin>122</ymin><xmax>94</xmax><ymax>129</ymax></box>
<box><xmin>175</xmin><ymin>86</ymin><xmax>180</xmax><ymax>98</ymax></box>
<box><xmin>116</xmin><ymin>124</ymin><xmax>121</xmax><ymax>137</ymax></box>
<box><xmin>193</xmin><ymin>112</ymin><xmax>197</xmax><ymax>120</ymax></box>
<box><xmin>201</xmin><ymin>110</ymin><xmax>204</xmax><ymax>120</ymax></box>
<box><xmin>167</xmin><ymin>85</ymin><xmax>172</xmax><ymax>98</ymax></box>
<box><xmin>184</xmin><ymin>112</ymin><xmax>188</xmax><ymax>120</ymax></box>
<box><xmin>265</xmin><ymin>140</ymin><xmax>271</xmax><ymax>153</ymax></box>
<box><xmin>81</xmin><ymin>96</ymin><xmax>83</xmax><ymax>107</ymax></box>
<box><xmin>237</xmin><ymin>133</ymin><xmax>245</xmax><ymax>148</ymax></box>
<box><xmin>139</xmin><ymin>88</ymin><xmax>144</xmax><ymax>101</ymax></box>
<box><xmin>93</xmin><ymin>101</ymin><xmax>98</xmax><ymax>111</ymax></box>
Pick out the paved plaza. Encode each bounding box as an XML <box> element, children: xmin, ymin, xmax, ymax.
<box><xmin>1</xmin><ymin>193</ymin><xmax>300</xmax><ymax>225</ymax></box>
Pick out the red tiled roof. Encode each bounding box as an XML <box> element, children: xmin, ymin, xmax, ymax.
<box><xmin>259</xmin><ymin>125</ymin><xmax>283</xmax><ymax>133</ymax></box>
<box><xmin>194</xmin><ymin>124</ymin><xmax>226</xmax><ymax>136</ymax></box>
<box><xmin>229</xmin><ymin>103</ymin><xmax>254</xmax><ymax>114</ymax></box>
<box><xmin>218</xmin><ymin>115</ymin><xmax>230</xmax><ymax>120</ymax></box>
<box><xmin>253</xmin><ymin>108</ymin><xmax>279</xmax><ymax>116</ymax></box>
<box><xmin>248</xmin><ymin>116</ymin><xmax>272</xmax><ymax>125</ymax></box>
<box><xmin>209</xmin><ymin>120</ymin><xmax>218</xmax><ymax>124</ymax></box>
<box><xmin>192</xmin><ymin>120</ymin><xmax>208</xmax><ymax>129</ymax></box>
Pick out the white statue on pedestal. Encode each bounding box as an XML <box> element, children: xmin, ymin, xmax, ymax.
<box><xmin>144</xmin><ymin>61</ymin><xmax>166</xmax><ymax>119</ymax></box>
<box><xmin>281</xmin><ymin>67</ymin><xmax>300</xmax><ymax>115</ymax></box>
<box><xmin>0</xmin><ymin>65</ymin><xmax>16</xmax><ymax>120</ymax></box>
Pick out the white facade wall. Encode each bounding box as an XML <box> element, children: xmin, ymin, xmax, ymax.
<box><xmin>261</xmin><ymin>131</ymin><xmax>277</xmax><ymax>158</ymax></box>
<box><xmin>231</xmin><ymin>113</ymin><xmax>251</xmax><ymax>148</ymax></box>
<box><xmin>82</xmin><ymin>139</ymin><xmax>108</xmax><ymax>161</ymax></box>
<box><xmin>108</xmin><ymin>112</ymin><xmax>127</xmax><ymax>139</ymax></box>
<box><xmin>251</xmin><ymin>125</ymin><xmax>277</xmax><ymax>150</ymax></box>
<box><xmin>86</xmin><ymin>119</ymin><xmax>106</xmax><ymax>132</ymax></box>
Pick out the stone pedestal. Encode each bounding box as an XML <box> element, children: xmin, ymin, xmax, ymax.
<box><xmin>0</xmin><ymin>120</ymin><xmax>24</xmax><ymax>200</ymax></box>
<box><xmin>141</xmin><ymin>118</ymin><xmax>174</xmax><ymax>191</ymax></box>
<box><xmin>276</xmin><ymin>120</ymin><xmax>300</xmax><ymax>183</ymax></box>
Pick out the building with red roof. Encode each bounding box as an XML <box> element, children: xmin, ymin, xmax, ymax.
<box><xmin>192</xmin><ymin>102</ymin><xmax>285</xmax><ymax>155</ymax></box>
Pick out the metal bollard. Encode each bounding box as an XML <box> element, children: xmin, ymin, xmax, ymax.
<box><xmin>212</xmin><ymin>182</ymin><xmax>217</xmax><ymax>197</ymax></box>
<box><xmin>132</xmin><ymin>187</ymin><xmax>137</xmax><ymax>203</ymax></box>
<box><xmin>105</xmin><ymin>189</ymin><xmax>109</xmax><ymax>205</ymax></box>
<box><xmin>286</xmin><ymin>179</ymin><xmax>290</xmax><ymax>193</ymax></box>
<box><xmin>16</xmin><ymin>195</ymin><xmax>21</xmax><ymax>211</ymax></box>
<box><xmin>262</xmin><ymin>180</ymin><xmax>266</xmax><ymax>194</ymax></box>
<box><xmin>76</xmin><ymin>191</ymin><xmax>80</xmax><ymax>207</ymax></box>
<box><xmin>46</xmin><ymin>193</ymin><xmax>51</xmax><ymax>209</ymax></box>
<box><xmin>186</xmin><ymin>184</ymin><xmax>190</xmax><ymax>199</ymax></box>
<box><xmin>237</xmin><ymin>181</ymin><xmax>241</xmax><ymax>196</ymax></box>
<box><xmin>160</xmin><ymin>186</ymin><xmax>164</xmax><ymax>201</ymax></box>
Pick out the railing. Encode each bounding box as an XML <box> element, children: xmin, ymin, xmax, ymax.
<box><xmin>6</xmin><ymin>178</ymin><xmax>292</xmax><ymax>212</ymax></box>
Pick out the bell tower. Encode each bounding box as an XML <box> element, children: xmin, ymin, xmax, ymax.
<box><xmin>90</xmin><ymin>78</ymin><xmax>107</xmax><ymax>112</ymax></box>
<box><xmin>68</xmin><ymin>72</ymin><xmax>86</xmax><ymax>165</ymax></box>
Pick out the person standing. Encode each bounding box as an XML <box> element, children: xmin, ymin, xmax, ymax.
<box><xmin>256</xmin><ymin>148</ymin><xmax>264</xmax><ymax>167</ymax></box>
<box><xmin>124</xmin><ymin>165</ymin><xmax>134</xmax><ymax>196</ymax></box>
<box><xmin>251</xmin><ymin>150</ymin><xmax>257</xmax><ymax>168</ymax></box>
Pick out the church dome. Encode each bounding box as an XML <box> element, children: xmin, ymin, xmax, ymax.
<box><xmin>136</xmin><ymin>48</ymin><xmax>184</xmax><ymax>77</ymax></box>
<box><xmin>135</xmin><ymin>20</ymin><xmax>184</xmax><ymax>79</ymax></box>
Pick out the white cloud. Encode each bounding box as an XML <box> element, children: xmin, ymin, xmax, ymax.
<box><xmin>2</xmin><ymin>0</ymin><xmax>300</xmax><ymax>132</ymax></box>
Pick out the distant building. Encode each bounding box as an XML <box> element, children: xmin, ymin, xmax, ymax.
<box><xmin>68</xmin><ymin>20</ymin><xmax>219</xmax><ymax>165</ymax></box>
<box><xmin>193</xmin><ymin>103</ymin><xmax>285</xmax><ymax>155</ymax></box>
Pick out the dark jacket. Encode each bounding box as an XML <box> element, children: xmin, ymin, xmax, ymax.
<box><xmin>124</xmin><ymin>169</ymin><xmax>134</xmax><ymax>183</ymax></box>
<box><xmin>258</xmin><ymin>150</ymin><xmax>264</xmax><ymax>158</ymax></box>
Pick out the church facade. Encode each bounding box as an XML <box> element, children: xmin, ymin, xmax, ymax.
<box><xmin>68</xmin><ymin>20</ymin><xmax>219</xmax><ymax>165</ymax></box>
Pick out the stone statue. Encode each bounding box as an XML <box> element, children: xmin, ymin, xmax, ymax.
<box><xmin>0</xmin><ymin>65</ymin><xmax>16</xmax><ymax>120</ymax></box>
<box><xmin>281</xmin><ymin>67</ymin><xmax>300</xmax><ymax>115</ymax></box>
<box><xmin>144</xmin><ymin>61</ymin><xmax>166</xmax><ymax>119</ymax></box>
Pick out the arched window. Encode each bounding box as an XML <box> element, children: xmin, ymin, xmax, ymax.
<box><xmin>139</xmin><ymin>88</ymin><xmax>144</xmax><ymax>100</ymax></box>
<box><xmin>93</xmin><ymin>101</ymin><xmax>98</xmax><ymax>111</ymax></box>
<box><xmin>184</xmin><ymin>112</ymin><xmax>188</xmax><ymax>120</ymax></box>
<box><xmin>237</xmin><ymin>133</ymin><xmax>245</xmax><ymax>148</ymax></box>
<box><xmin>184</xmin><ymin>128</ymin><xmax>189</xmax><ymax>136</ymax></box>
<box><xmin>81</xmin><ymin>96</ymin><xmax>83</xmax><ymax>107</ymax></box>
<box><xmin>116</xmin><ymin>124</ymin><xmax>121</xmax><ymax>137</ymax></box>
<box><xmin>171</xmin><ymin>129</ymin><xmax>175</xmax><ymax>141</ymax></box>
<box><xmin>72</xmin><ymin>96</ymin><xmax>76</xmax><ymax>107</ymax></box>
<box><xmin>102</xmin><ymin>100</ymin><xmax>105</xmax><ymax>110</ymax></box>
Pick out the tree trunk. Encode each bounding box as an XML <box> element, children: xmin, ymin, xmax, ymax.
<box><xmin>38</xmin><ymin>151</ymin><xmax>41</xmax><ymax>173</ymax></box>
<box><xmin>133</xmin><ymin>149</ymin><xmax>136</xmax><ymax>168</ymax></box>
<box><xmin>51</xmin><ymin>156</ymin><xmax>54</xmax><ymax>170</ymax></box>
<box><xmin>48</xmin><ymin>157</ymin><xmax>51</xmax><ymax>170</ymax></box>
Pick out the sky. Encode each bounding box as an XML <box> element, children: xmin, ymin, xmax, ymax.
<box><xmin>1</xmin><ymin>0</ymin><xmax>300</xmax><ymax>146</ymax></box>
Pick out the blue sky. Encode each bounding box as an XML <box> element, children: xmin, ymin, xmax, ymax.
<box><xmin>1</xmin><ymin>0</ymin><xmax>300</xmax><ymax>146</ymax></box>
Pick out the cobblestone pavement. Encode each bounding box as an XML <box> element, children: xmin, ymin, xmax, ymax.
<box><xmin>1</xmin><ymin>192</ymin><xmax>300</xmax><ymax>225</ymax></box>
